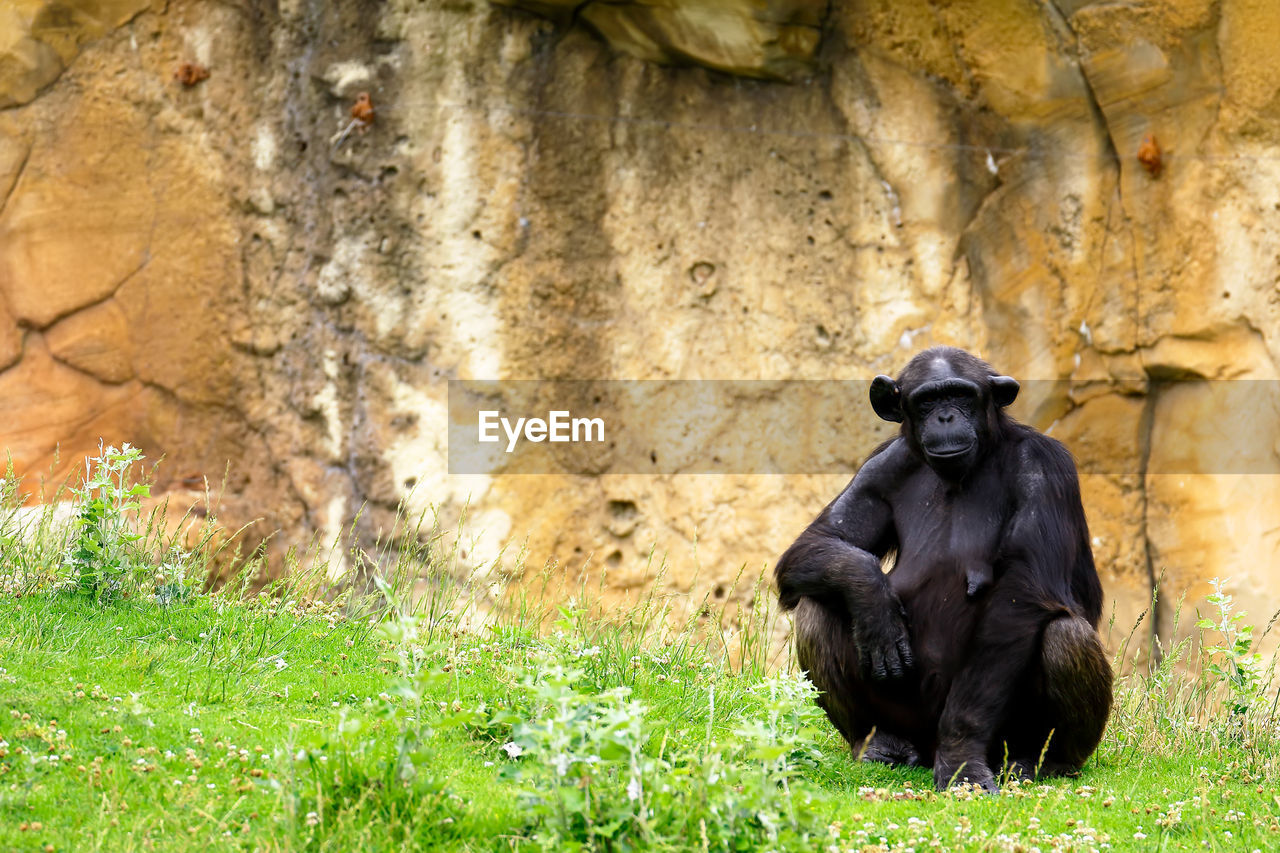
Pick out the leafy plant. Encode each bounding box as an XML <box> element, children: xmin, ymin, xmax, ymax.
<box><xmin>1196</xmin><ymin>577</ymin><xmax>1263</xmax><ymax>721</ymax></box>
<box><xmin>289</xmin><ymin>607</ymin><xmax>464</xmax><ymax>847</ymax></box>
<box><xmin>677</xmin><ymin>674</ymin><xmax>830</xmax><ymax>851</ymax></box>
<box><xmin>62</xmin><ymin>442</ymin><xmax>151</xmax><ymax>603</ymax></box>
<box><xmin>486</xmin><ymin>644</ymin><xmax>834</xmax><ymax>852</ymax></box>
<box><xmin>503</xmin><ymin>657</ymin><xmax>653</xmax><ymax>849</ymax></box>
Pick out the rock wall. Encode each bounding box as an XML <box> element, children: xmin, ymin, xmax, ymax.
<box><xmin>3</xmin><ymin>0</ymin><xmax>1280</xmax><ymax>648</ymax></box>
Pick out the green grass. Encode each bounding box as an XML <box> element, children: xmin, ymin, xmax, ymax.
<box><xmin>3</xmin><ymin>587</ymin><xmax>1280</xmax><ymax>852</ymax></box>
<box><xmin>2</xmin><ymin>448</ymin><xmax>1280</xmax><ymax>851</ymax></box>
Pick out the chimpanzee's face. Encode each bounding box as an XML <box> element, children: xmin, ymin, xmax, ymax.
<box><xmin>868</xmin><ymin>348</ymin><xmax>1019</xmax><ymax>482</ymax></box>
<box><xmin>905</xmin><ymin>377</ymin><xmax>983</xmax><ymax>479</ymax></box>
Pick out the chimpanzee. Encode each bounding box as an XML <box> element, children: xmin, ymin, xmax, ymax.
<box><xmin>775</xmin><ymin>347</ymin><xmax>1112</xmax><ymax>791</ymax></box>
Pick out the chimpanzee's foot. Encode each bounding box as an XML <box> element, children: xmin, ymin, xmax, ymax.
<box><xmin>859</xmin><ymin>731</ymin><xmax>923</xmax><ymax>767</ymax></box>
<box><xmin>933</xmin><ymin>754</ymin><xmax>998</xmax><ymax>793</ymax></box>
<box><xmin>1006</xmin><ymin>756</ymin><xmax>1080</xmax><ymax>782</ymax></box>
<box><xmin>1004</xmin><ymin>758</ymin><xmax>1037</xmax><ymax>783</ymax></box>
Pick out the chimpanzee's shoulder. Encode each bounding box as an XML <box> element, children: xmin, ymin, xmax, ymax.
<box><xmin>1003</xmin><ymin>423</ymin><xmax>1083</xmax><ymax>496</ymax></box>
<box><xmin>859</xmin><ymin>436</ymin><xmax>918</xmax><ymax>475</ymax></box>
<box><xmin>1007</xmin><ymin>424</ymin><xmax>1076</xmax><ymax>466</ymax></box>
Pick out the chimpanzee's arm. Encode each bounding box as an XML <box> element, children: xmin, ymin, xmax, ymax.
<box><xmin>775</xmin><ymin>442</ymin><xmax>914</xmax><ymax>680</ymax></box>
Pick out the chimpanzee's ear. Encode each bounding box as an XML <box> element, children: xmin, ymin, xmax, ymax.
<box><xmin>870</xmin><ymin>375</ymin><xmax>904</xmax><ymax>423</ymax></box>
<box><xmin>990</xmin><ymin>375</ymin><xmax>1019</xmax><ymax>408</ymax></box>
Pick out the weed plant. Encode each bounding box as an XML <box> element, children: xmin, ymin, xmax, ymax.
<box><xmin>2</xmin><ymin>446</ymin><xmax>1280</xmax><ymax>850</ymax></box>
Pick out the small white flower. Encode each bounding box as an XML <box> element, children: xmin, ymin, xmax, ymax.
<box><xmin>626</xmin><ymin>777</ymin><xmax>642</xmax><ymax>801</ymax></box>
<box><xmin>552</xmin><ymin>753</ymin><xmax>570</xmax><ymax>776</ymax></box>
<box><xmin>501</xmin><ymin>742</ymin><xmax>523</xmax><ymax>759</ymax></box>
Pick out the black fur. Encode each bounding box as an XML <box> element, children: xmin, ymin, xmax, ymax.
<box><xmin>776</xmin><ymin>347</ymin><xmax>1112</xmax><ymax>792</ymax></box>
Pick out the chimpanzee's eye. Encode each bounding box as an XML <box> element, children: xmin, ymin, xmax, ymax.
<box><xmin>917</xmin><ymin>395</ymin><xmax>973</xmax><ymax>416</ymax></box>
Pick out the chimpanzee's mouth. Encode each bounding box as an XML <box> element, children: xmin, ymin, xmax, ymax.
<box><xmin>926</xmin><ymin>445</ymin><xmax>973</xmax><ymax>460</ymax></box>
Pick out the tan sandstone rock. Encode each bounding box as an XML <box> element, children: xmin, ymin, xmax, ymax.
<box><xmin>0</xmin><ymin>95</ymin><xmax>155</xmax><ymax>328</ymax></box>
<box><xmin>46</xmin><ymin>299</ymin><xmax>134</xmax><ymax>384</ymax></box>
<box><xmin>498</xmin><ymin>0</ymin><xmax>825</xmax><ymax>80</ymax></box>
<box><xmin>0</xmin><ymin>0</ymin><xmax>155</xmax><ymax>108</ymax></box>
<box><xmin>1</xmin><ymin>0</ymin><xmax>1279</xmax><ymax>661</ymax></box>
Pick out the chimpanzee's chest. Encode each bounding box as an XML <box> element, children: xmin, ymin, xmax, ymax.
<box><xmin>882</xmin><ymin>471</ymin><xmax>1012</xmax><ymax>698</ymax></box>
<box><xmin>883</xmin><ymin>470</ymin><xmax>1009</xmax><ymax>600</ymax></box>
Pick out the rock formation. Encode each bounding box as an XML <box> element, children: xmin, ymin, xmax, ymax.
<box><xmin>3</xmin><ymin>0</ymin><xmax>1280</xmax><ymax>651</ymax></box>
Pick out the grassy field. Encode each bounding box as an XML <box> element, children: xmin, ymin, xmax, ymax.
<box><xmin>3</xmin><ymin>447</ymin><xmax>1280</xmax><ymax>851</ymax></box>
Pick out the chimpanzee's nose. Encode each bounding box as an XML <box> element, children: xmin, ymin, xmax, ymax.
<box><xmin>938</xmin><ymin>411</ymin><xmax>954</xmax><ymax>424</ymax></box>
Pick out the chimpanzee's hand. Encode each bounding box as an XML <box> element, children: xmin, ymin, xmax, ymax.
<box><xmin>851</xmin><ymin>595</ymin><xmax>914</xmax><ymax>680</ymax></box>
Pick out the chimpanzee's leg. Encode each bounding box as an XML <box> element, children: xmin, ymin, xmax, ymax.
<box><xmin>934</xmin><ymin>576</ymin><xmax>1112</xmax><ymax>791</ymax></box>
<box><xmin>792</xmin><ymin>598</ymin><xmax>924</xmax><ymax>765</ymax></box>
<box><xmin>994</xmin><ymin>614</ymin><xmax>1111</xmax><ymax>781</ymax></box>
<box><xmin>932</xmin><ymin>573</ymin><xmax>1066</xmax><ymax>791</ymax></box>
<box><xmin>793</xmin><ymin>598</ymin><xmax>872</xmax><ymax>747</ymax></box>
